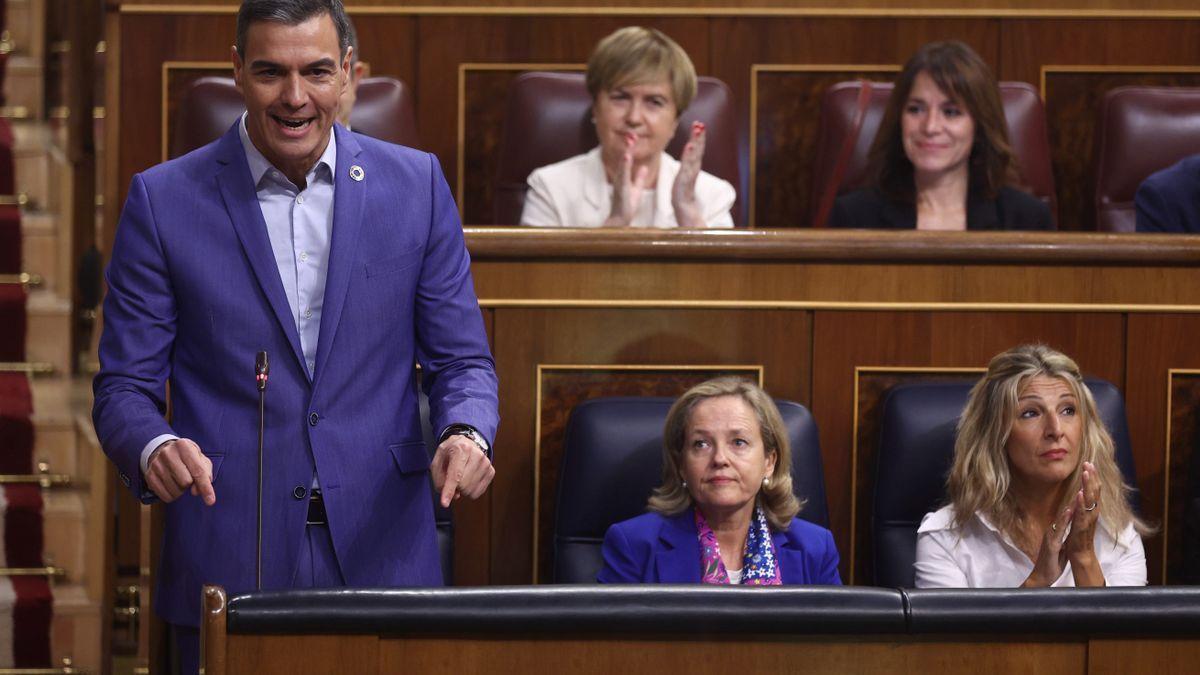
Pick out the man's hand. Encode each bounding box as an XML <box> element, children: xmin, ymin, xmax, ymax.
<box><xmin>430</xmin><ymin>434</ymin><xmax>495</xmax><ymax>507</ymax></box>
<box><xmin>146</xmin><ymin>438</ymin><xmax>216</xmax><ymax>505</ymax></box>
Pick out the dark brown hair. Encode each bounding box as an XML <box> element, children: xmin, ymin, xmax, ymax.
<box><xmin>869</xmin><ymin>40</ymin><xmax>1020</xmax><ymax>202</ymax></box>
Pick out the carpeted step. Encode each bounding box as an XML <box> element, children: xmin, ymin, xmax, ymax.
<box><xmin>0</xmin><ymin>283</ymin><xmax>25</xmax><ymax>362</ymax></box>
<box><xmin>0</xmin><ymin>372</ymin><xmax>33</xmax><ymax>474</ymax></box>
<box><xmin>0</xmin><ymin>206</ymin><xmax>21</xmax><ymax>273</ymax></box>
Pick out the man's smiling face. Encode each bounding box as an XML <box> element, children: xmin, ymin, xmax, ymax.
<box><xmin>233</xmin><ymin>12</ymin><xmax>349</xmax><ymax>185</ymax></box>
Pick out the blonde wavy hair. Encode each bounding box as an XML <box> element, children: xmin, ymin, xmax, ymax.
<box><xmin>947</xmin><ymin>344</ymin><xmax>1151</xmax><ymax>541</ymax></box>
<box><xmin>648</xmin><ymin>377</ymin><xmax>802</xmax><ymax>531</ymax></box>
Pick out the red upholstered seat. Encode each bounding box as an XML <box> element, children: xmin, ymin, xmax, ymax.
<box><xmin>1094</xmin><ymin>86</ymin><xmax>1200</xmax><ymax>232</ymax></box>
<box><xmin>0</xmin><ymin>372</ymin><xmax>33</xmax><ymax>475</ymax></box>
<box><xmin>493</xmin><ymin>71</ymin><xmax>742</xmax><ymax>226</ymax></box>
<box><xmin>0</xmin><ymin>207</ymin><xmax>21</xmax><ymax>273</ymax></box>
<box><xmin>810</xmin><ymin>81</ymin><xmax>1056</xmax><ymax>228</ymax></box>
<box><xmin>170</xmin><ymin>75</ymin><xmax>420</xmax><ymax>160</ymax></box>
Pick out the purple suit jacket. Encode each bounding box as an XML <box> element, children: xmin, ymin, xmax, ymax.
<box><xmin>93</xmin><ymin>124</ymin><xmax>498</xmax><ymax>627</ymax></box>
<box><xmin>597</xmin><ymin>510</ymin><xmax>842</xmax><ymax>585</ymax></box>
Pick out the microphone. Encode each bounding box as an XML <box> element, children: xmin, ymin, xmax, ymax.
<box><xmin>255</xmin><ymin>351</ymin><xmax>268</xmax><ymax>590</ymax></box>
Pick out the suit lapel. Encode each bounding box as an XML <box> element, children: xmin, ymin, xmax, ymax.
<box><xmin>312</xmin><ymin>126</ymin><xmax>365</xmax><ymax>389</ymax></box>
<box><xmin>213</xmin><ymin>127</ymin><xmax>306</xmax><ymax>373</ymax></box>
<box><xmin>654</xmin><ymin>510</ymin><xmax>702</xmax><ymax>583</ymax></box>
<box><xmin>773</xmin><ymin>529</ymin><xmax>807</xmax><ymax>584</ymax></box>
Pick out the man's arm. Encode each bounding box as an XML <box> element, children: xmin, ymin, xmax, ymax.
<box><xmin>415</xmin><ymin>153</ymin><xmax>500</xmax><ymax>504</ymax></box>
<box><xmin>92</xmin><ymin>174</ymin><xmax>214</xmax><ymax>506</ymax></box>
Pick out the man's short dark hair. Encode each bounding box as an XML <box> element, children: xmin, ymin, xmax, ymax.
<box><xmin>236</xmin><ymin>0</ymin><xmax>351</xmax><ymax>60</ymax></box>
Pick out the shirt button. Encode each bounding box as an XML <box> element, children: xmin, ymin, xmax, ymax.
<box><xmin>307</xmin><ymin>360</ymin><xmax>315</xmax><ymax>371</ymax></box>
<box><xmin>300</xmin><ymin>251</ymin><xmax>308</xmax><ymax>262</ymax></box>
<box><xmin>309</xmin><ymin>411</ymin><xmax>319</xmax><ymax>426</ymax></box>
<box><xmin>304</xmin><ymin>308</ymin><xmax>313</xmax><ymax>319</ymax></box>
<box><xmin>293</xmin><ymin>486</ymin><xmax>307</xmax><ymax>499</ymax></box>
<box><xmin>297</xmin><ymin>194</ymin><xmax>305</xmax><ymax>204</ymax></box>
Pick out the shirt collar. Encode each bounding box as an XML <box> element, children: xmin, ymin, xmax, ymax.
<box><xmin>238</xmin><ymin>113</ymin><xmax>337</xmax><ymax>189</ymax></box>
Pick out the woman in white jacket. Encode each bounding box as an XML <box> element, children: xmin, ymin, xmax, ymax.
<box><xmin>520</xmin><ymin>26</ymin><xmax>735</xmax><ymax>229</ymax></box>
<box><xmin>915</xmin><ymin>345</ymin><xmax>1152</xmax><ymax>588</ymax></box>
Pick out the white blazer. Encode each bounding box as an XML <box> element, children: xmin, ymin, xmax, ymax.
<box><xmin>914</xmin><ymin>505</ymin><xmax>1146</xmax><ymax>588</ymax></box>
<box><xmin>520</xmin><ymin>147</ymin><xmax>735</xmax><ymax>228</ymax></box>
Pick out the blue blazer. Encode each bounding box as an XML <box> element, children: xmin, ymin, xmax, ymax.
<box><xmin>1136</xmin><ymin>154</ymin><xmax>1200</xmax><ymax>233</ymax></box>
<box><xmin>92</xmin><ymin>124</ymin><xmax>498</xmax><ymax>627</ymax></box>
<box><xmin>597</xmin><ymin>510</ymin><xmax>842</xmax><ymax>584</ymax></box>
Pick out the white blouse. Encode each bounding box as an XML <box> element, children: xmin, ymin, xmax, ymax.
<box><xmin>520</xmin><ymin>147</ymin><xmax>735</xmax><ymax>229</ymax></box>
<box><xmin>914</xmin><ymin>505</ymin><xmax>1147</xmax><ymax>588</ymax></box>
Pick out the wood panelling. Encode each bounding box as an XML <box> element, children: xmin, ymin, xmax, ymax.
<box><xmin>1043</xmin><ymin>70</ymin><xmax>1200</xmax><ymax>232</ymax></box>
<box><xmin>116</xmin><ymin>0</ymin><xmax>1200</xmax><ymax>12</ymax></box>
<box><xmin>1166</xmin><ymin>372</ymin><xmax>1200</xmax><ymax>583</ymax></box>
<box><xmin>1123</xmin><ymin>315</ymin><xmax>1200</xmax><ymax>585</ymax></box>
<box><xmin>533</xmin><ymin>366</ymin><xmax>759</xmax><ymax>582</ymax></box>
<box><xmin>752</xmin><ymin>67</ymin><xmax>898</xmax><ymax>228</ymax></box>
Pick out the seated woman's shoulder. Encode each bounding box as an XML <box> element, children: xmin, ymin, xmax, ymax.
<box><xmin>916</xmin><ymin>504</ymin><xmax>959</xmax><ymax>534</ymax></box>
<box><xmin>829</xmin><ymin>188</ymin><xmax>889</xmax><ymax>229</ymax></box>
<box><xmin>996</xmin><ymin>186</ymin><xmax>1054</xmax><ymax>230</ymax></box>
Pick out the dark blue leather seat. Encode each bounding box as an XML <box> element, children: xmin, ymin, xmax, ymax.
<box><xmin>873</xmin><ymin>378</ymin><xmax>1139</xmax><ymax>588</ymax></box>
<box><xmin>554</xmin><ymin>396</ymin><xmax>829</xmax><ymax>583</ymax></box>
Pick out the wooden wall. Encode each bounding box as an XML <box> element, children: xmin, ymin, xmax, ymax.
<box><xmin>106</xmin><ymin>5</ymin><xmax>1200</xmax><ymax>246</ymax></box>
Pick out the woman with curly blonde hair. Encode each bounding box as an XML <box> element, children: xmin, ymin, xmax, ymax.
<box><xmin>915</xmin><ymin>344</ymin><xmax>1151</xmax><ymax>587</ymax></box>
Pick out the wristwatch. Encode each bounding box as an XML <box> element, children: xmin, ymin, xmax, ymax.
<box><xmin>441</xmin><ymin>424</ymin><xmax>491</xmax><ymax>455</ymax></box>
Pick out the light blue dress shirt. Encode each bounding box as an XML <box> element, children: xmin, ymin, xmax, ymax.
<box><xmin>140</xmin><ymin>115</ymin><xmax>337</xmax><ymax>473</ymax></box>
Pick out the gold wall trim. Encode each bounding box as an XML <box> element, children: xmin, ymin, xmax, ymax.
<box><xmin>161</xmin><ymin>61</ymin><xmax>234</xmax><ymax>164</ymax></box>
<box><xmin>477</xmin><ymin>298</ymin><xmax>1200</xmax><ymax>313</ymax></box>
<box><xmin>0</xmin><ymin>566</ymin><xmax>67</xmax><ymax>578</ymax></box>
<box><xmin>848</xmin><ymin>366</ymin><xmax>984</xmax><ymax>584</ymax></box>
<box><xmin>121</xmin><ymin>5</ymin><xmax>1200</xmax><ymax>19</ymax></box>
<box><xmin>0</xmin><ymin>273</ymin><xmax>41</xmax><ymax>288</ymax></box>
<box><xmin>1163</xmin><ymin>368</ymin><xmax>1200</xmax><ymax>582</ymax></box>
<box><xmin>748</xmin><ymin>64</ymin><xmax>900</xmax><ymax>228</ymax></box>
<box><xmin>0</xmin><ymin>362</ymin><xmax>55</xmax><ymax>375</ymax></box>
<box><xmin>455</xmin><ymin>62</ymin><xmax>586</xmax><ymax>223</ymax></box>
<box><xmin>532</xmin><ymin>363</ymin><xmax>764</xmax><ymax>582</ymax></box>
<box><xmin>1040</xmin><ymin>65</ymin><xmax>1200</xmax><ymax>100</ymax></box>
<box><xmin>0</xmin><ymin>473</ymin><xmax>72</xmax><ymax>488</ymax></box>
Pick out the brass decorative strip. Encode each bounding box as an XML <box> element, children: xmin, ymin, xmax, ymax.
<box><xmin>0</xmin><ymin>566</ymin><xmax>67</xmax><ymax>578</ymax></box>
<box><xmin>0</xmin><ymin>362</ymin><xmax>56</xmax><ymax>375</ymax></box>
<box><xmin>476</xmin><ymin>298</ymin><xmax>1200</xmax><ymax>313</ymax></box>
<box><xmin>0</xmin><ymin>658</ymin><xmax>80</xmax><ymax>674</ymax></box>
<box><xmin>1040</xmin><ymin>65</ymin><xmax>1200</xmax><ymax>101</ymax></box>
<box><xmin>0</xmin><ymin>273</ymin><xmax>42</xmax><ymax>288</ymax></box>
<box><xmin>93</xmin><ymin>107</ymin><xmax>106</xmax><ymax>120</ymax></box>
<box><xmin>120</xmin><ymin>5</ymin><xmax>1200</xmax><ymax>19</ymax></box>
<box><xmin>0</xmin><ymin>193</ymin><xmax>29</xmax><ymax>206</ymax></box>
<box><xmin>1162</xmin><ymin>368</ymin><xmax>1200</xmax><ymax>582</ymax></box>
<box><xmin>0</xmin><ymin>107</ymin><xmax>29</xmax><ymax>119</ymax></box>
<box><xmin>49</xmin><ymin>41</ymin><xmax>72</xmax><ymax>54</ymax></box>
<box><xmin>0</xmin><ymin>474</ymin><xmax>72</xmax><ymax>488</ymax></box>
<box><xmin>49</xmin><ymin>107</ymin><xmax>71</xmax><ymax>120</ymax></box>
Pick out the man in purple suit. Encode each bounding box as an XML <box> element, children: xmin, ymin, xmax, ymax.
<box><xmin>92</xmin><ymin>1</ymin><xmax>498</xmax><ymax>671</ymax></box>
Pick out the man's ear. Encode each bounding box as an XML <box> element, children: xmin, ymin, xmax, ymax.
<box><xmin>340</xmin><ymin>46</ymin><xmax>354</xmax><ymax>94</ymax></box>
<box><xmin>231</xmin><ymin>45</ymin><xmax>244</xmax><ymax>93</ymax></box>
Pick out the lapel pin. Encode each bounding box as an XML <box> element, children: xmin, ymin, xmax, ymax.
<box><xmin>349</xmin><ymin>165</ymin><xmax>365</xmax><ymax>182</ymax></box>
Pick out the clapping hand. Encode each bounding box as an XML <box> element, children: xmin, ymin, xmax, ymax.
<box><xmin>604</xmin><ymin>132</ymin><xmax>650</xmax><ymax>228</ymax></box>
<box><xmin>671</xmin><ymin>121</ymin><xmax>706</xmax><ymax>227</ymax></box>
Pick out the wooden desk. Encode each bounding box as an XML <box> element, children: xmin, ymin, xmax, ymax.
<box><xmin>459</xmin><ymin>228</ymin><xmax>1200</xmax><ymax>586</ymax></box>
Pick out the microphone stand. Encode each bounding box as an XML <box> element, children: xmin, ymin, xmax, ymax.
<box><xmin>255</xmin><ymin>351</ymin><xmax>269</xmax><ymax>590</ymax></box>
